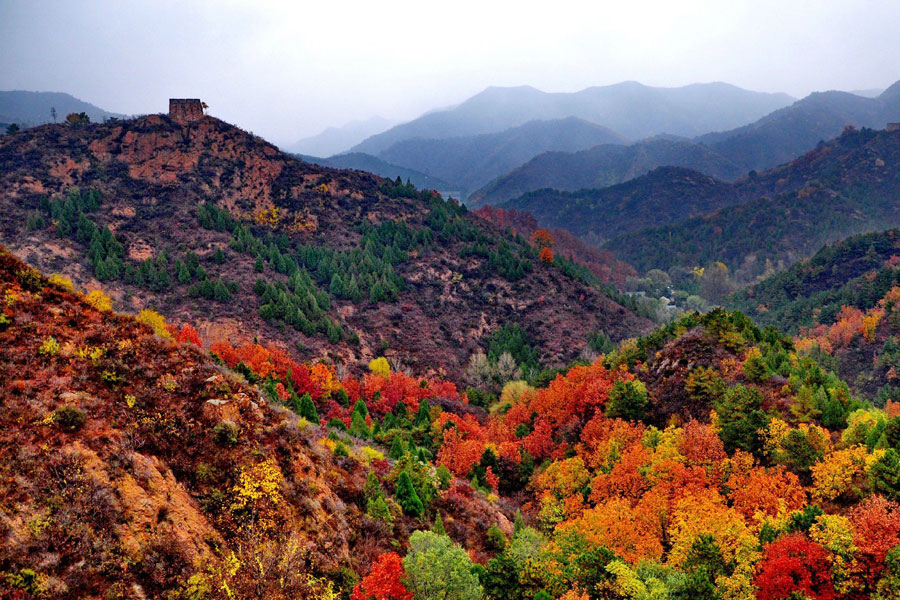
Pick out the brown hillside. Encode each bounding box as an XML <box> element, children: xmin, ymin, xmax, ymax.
<box><xmin>0</xmin><ymin>246</ymin><xmax>510</xmax><ymax>599</ymax></box>
<box><xmin>0</xmin><ymin>114</ymin><xmax>651</xmax><ymax>380</ymax></box>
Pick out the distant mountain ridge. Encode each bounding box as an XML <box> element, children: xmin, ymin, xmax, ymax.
<box><xmin>375</xmin><ymin>116</ymin><xmax>626</xmax><ymax>194</ymax></box>
<box><xmin>471</xmin><ymin>82</ymin><xmax>900</xmax><ymax>207</ymax></box>
<box><xmin>605</xmin><ymin>126</ymin><xmax>900</xmax><ymax>276</ymax></box>
<box><xmin>500</xmin><ymin>166</ymin><xmax>738</xmax><ymax>246</ymax></box>
<box><xmin>352</xmin><ymin>81</ymin><xmax>794</xmax><ymax>155</ymax></box>
<box><xmin>469</xmin><ymin>138</ymin><xmax>745</xmax><ymax>207</ymax></box>
<box><xmin>0</xmin><ymin>90</ymin><xmax>125</xmax><ymax>127</ymax></box>
<box><xmin>698</xmin><ymin>83</ymin><xmax>900</xmax><ymax>171</ymax></box>
<box><xmin>286</xmin><ymin>115</ymin><xmax>395</xmax><ymax>156</ymax></box>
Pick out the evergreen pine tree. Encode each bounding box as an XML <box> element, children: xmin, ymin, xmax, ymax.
<box><xmin>176</xmin><ymin>260</ymin><xmax>192</xmax><ymax>284</ymax></box>
<box><xmin>415</xmin><ymin>400</ymin><xmax>431</xmax><ymax>428</ymax></box>
<box><xmin>388</xmin><ymin>437</ymin><xmax>406</xmax><ymax>460</ymax></box>
<box><xmin>330</xmin><ymin>273</ymin><xmax>344</xmax><ymax>297</ymax></box>
<box><xmin>352</xmin><ymin>399</ymin><xmax>368</xmax><ymax>418</ymax></box>
<box><xmin>350</xmin><ymin>410</ymin><xmax>370</xmax><ymax>438</ymax></box>
<box><xmin>213</xmin><ymin>279</ymin><xmax>231</xmax><ymax>302</ymax></box>
<box><xmin>396</xmin><ymin>471</ymin><xmax>424</xmax><ymax>518</ymax></box>
<box><xmin>298</xmin><ymin>393</ymin><xmax>319</xmax><ymax>423</ymax></box>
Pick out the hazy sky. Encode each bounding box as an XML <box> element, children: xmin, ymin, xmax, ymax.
<box><xmin>2</xmin><ymin>0</ymin><xmax>899</xmax><ymax>146</ymax></box>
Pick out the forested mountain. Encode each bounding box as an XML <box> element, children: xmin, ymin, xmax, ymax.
<box><xmin>499</xmin><ymin>166</ymin><xmax>737</xmax><ymax>245</ymax></box>
<box><xmin>470</xmin><ymin>138</ymin><xmax>744</xmax><ymax>208</ymax></box>
<box><xmin>606</xmin><ymin>126</ymin><xmax>900</xmax><ymax>276</ymax></box>
<box><xmin>0</xmin><ymin>245</ymin><xmax>511</xmax><ymax>598</ymax></box>
<box><xmin>698</xmin><ymin>82</ymin><xmax>900</xmax><ymax>171</ymax></box>
<box><xmin>352</xmin><ymin>81</ymin><xmax>794</xmax><ymax>155</ymax></box>
<box><xmin>726</xmin><ymin>228</ymin><xmax>900</xmax><ymax>402</ymax></box>
<box><xmin>376</xmin><ymin>117</ymin><xmax>626</xmax><ymax>194</ymax></box>
<box><xmin>295</xmin><ymin>152</ymin><xmax>453</xmax><ymax>192</ymax></box>
<box><xmin>0</xmin><ymin>90</ymin><xmax>126</xmax><ymax>127</ymax></box>
<box><xmin>0</xmin><ymin>112</ymin><xmax>651</xmax><ymax>381</ymax></box>
<box><xmin>728</xmin><ymin>229</ymin><xmax>900</xmax><ymax>334</ymax></box>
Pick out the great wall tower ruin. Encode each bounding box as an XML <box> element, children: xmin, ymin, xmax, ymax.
<box><xmin>168</xmin><ymin>99</ymin><xmax>204</xmax><ymax>124</ymax></box>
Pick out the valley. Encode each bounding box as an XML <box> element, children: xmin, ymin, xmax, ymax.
<box><xmin>3</xmin><ymin>7</ymin><xmax>900</xmax><ymax>597</ymax></box>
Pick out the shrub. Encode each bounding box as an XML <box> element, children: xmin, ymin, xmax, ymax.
<box><xmin>214</xmin><ymin>421</ymin><xmax>240</xmax><ymax>445</ymax></box>
<box><xmin>48</xmin><ymin>273</ymin><xmax>74</xmax><ymax>292</ymax></box>
<box><xmin>327</xmin><ymin>418</ymin><xmax>348</xmax><ymax>431</ymax></box>
<box><xmin>136</xmin><ymin>309</ymin><xmax>172</xmax><ymax>339</ymax></box>
<box><xmin>333</xmin><ymin>441</ymin><xmax>350</xmax><ymax>458</ymax></box>
<box><xmin>403</xmin><ymin>531</ymin><xmax>483</xmax><ymax>600</ymax></box>
<box><xmin>605</xmin><ymin>380</ymin><xmax>648</xmax><ymax>422</ymax></box>
<box><xmin>39</xmin><ymin>336</ymin><xmax>60</xmax><ymax>356</ymax></box>
<box><xmin>486</xmin><ymin>525</ymin><xmax>508</xmax><ymax>552</ymax></box>
<box><xmin>54</xmin><ymin>406</ymin><xmax>87</xmax><ymax>431</ymax></box>
<box><xmin>369</xmin><ymin>356</ymin><xmax>391</xmax><ymax>377</ymax></box>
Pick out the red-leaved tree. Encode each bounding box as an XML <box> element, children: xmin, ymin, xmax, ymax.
<box><xmin>351</xmin><ymin>552</ymin><xmax>413</xmax><ymax>600</ymax></box>
<box><xmin>754</xmin><ymin>533</ymin><xmax>836</xmax><ymax>600</ymax></box>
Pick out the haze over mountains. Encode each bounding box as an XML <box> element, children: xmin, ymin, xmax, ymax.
<box><xmin>286</xmin><ymin>115</ymin><xmax>395</xmax><ymax>157</ymax></box>
<box><xmin>376</xmin><ymin>117</ymin><xmax>626</xmax><ymax>193</ymax></box>
<box><xmin>471</xmin><ymin>82</ymin><xmax>900</xmax><ymax>205</ymax></box>
<box><xmin>0</xmin><ymin>90</ymin><xmax>126</xmax><ymax>127</ymax></box>
<box><xmin>352</xmin><ymin>82</ymin><xmax>794</xmax><ymax>155</ymax></box>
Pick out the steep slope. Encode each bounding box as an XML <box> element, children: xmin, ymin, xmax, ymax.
<box><xmin>0</xmin><ymin>113</ymin><xmax>651</xmax><ymax>380</ymax></box>
<box><xmin>0</xmin><ymin>90</ymin><xmax>126</xmax><ymax>127</ymax></box>
<box><xmin>606</xmin><ymin>126</ymin><xmax>900</xmax><ymax>275</ymax></box>
<box><xmin>724</xmin><ymin>228</ymin><xmax>900</xmax><ymax>402</ymax></box>
<box><xmin>376</xmin><ymin>117</ymin><xmax>626</xmax><ymax>194</ymax></box>
<box><xmin>353</xmin><ymin>81</ymin><xmax>794</xmax><ymax>155</ymax></box>
<box><xmin>286</xmin><ymin>116</ymin><xmax>395</xmax><ymax>157</ymax></box>
<box><xmin>728</xmin><ymin>229</ymin><xmax>900</xmax><ymax>334</ymax></box>
<box><xmin>473</xmin><ymin>205</ymin><xmax>638</xmax><ymax>287</ymax></box>
<box><xmin>470</xmin><ymin>138</ymin><xmax>745</xmax><ymax>208</ymax></box>
<box><xmin>500</xmin><ymin>166</ymin><xmax>737</xmax><ymax>245</ymax></box>
<box><xmin>296</xmin><ymin>152</ymin><xmax>452</xmax><ymax>191</ymax></box>
<box><xmin>698</xmin><ymin>83</ymin><xmax>900</xmax><ymax>171</ymax></box>
<box><xmin>0</xmin><ymin>246</ymin><xmax>511</xmax><ymax>599</ymax></box>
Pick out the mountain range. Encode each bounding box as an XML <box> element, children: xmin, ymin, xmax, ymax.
<box><xmin>352</xmin><ymin>81</ymin><xmax>794</xmax><ymax>155</ymax></box>
<box><xmin>605</xmin><ymin>125</ymin><xmax>900</xmax><ymax>276</ymax></box>
<box><xmin>470</xmin><ymin>82</ymin><xmax>900</xmax><ymax>206</ymax></box>
<box><xmin>468</xmin><ymin>138</ymin><xmax>746</xmax><ymax>207</ymax></box>
<box><xmin>375</xmin><ymin>117</ymin><xmax>626</xmax><ymax>193</ymax></box>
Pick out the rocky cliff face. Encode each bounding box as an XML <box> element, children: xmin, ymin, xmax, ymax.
<box><xmin>0</xmin><ymin>114</ymin><xmax>652</xmax><ymax>379</ymax></box>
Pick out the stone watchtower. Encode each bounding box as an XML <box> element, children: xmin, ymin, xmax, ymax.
<box><xmin>168</xmin><ymin>99</ymin><xmax>204</xmax><ymax>124</ymax></box>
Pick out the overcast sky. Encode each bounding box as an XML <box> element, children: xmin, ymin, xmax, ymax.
<box><xmin>2</xmin><ymin>0</ymin><xmax>899</xmax><ymax>146</ymax></box>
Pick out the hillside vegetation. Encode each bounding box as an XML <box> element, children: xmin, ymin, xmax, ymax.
<box><xmin>6</xmin><ymin>246</ymin><xmax>900</xmax><ymax>599</ymax></box>
<box><xmin>606</xmin><ymin>126</ymin><xmax>900</xmax><ymax>277</ymax></box>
